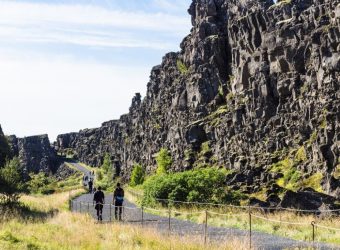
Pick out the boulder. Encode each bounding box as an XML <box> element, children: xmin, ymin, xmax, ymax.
<box><xmin>279</xmin><ymin>188</ymin><xmax>340</xmax><ymax>212</ymax></box>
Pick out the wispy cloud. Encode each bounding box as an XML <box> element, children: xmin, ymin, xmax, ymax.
<box><xmin>0</xmin><ymin>0</ymin><xmax>191</xmax><ymax>49</ymax></box>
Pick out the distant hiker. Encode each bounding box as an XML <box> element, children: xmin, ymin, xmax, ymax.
<box><xmin>88</xmin><ymin>179</ymin><xmax>93</xmax><ymax>193</ymax></box>
<box><xmin>93</xmin><ymin>186</ymin><xmax>105</xmax><ymax>221</ymax></box>
<box><xmin>113</xmin><ymin>183</ymin><xmax>124</xmax><ymax>221</ymax></box>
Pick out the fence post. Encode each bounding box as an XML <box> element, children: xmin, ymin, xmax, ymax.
<box><xmin>204</xmin><ymin>210</ymin><xmax>208</xmax><ymax>245</ymax></box>
<box><xmin>279</xmin><ymin>207</ymin><xmax>282</xmax><ymax>226</ymax></box>
<box><xmin>141</xmin><ymin>206</ymin><xmax>144</xmax><ymax>227</ymax></box>
<box><xmin>249</xmin><ymin>210</ymin><xmax>252</xmax><ymax>250</ymax></box>
<box><xmin>311</xmin><ymin>221</ymin><xmax>315</xmax><ymax>244</ymax></box>
<box><xmin>168</xmin><ymin>206</ymin><xmax>171</xmax><ymax>236</ymax></box>
<box><xmin>110</xmin><ymin>204</ymin><xmax>112</xmax><ymax>222</ymax></box>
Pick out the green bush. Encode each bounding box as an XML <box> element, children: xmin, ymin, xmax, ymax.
<box><xmin>130</xmin><ymin>164</ymin><xmax>145</xmax><ymax>187</ymax></box>
<box><xmin>28</xmin><ymin>172</ymin><xmax>53</xmax><ymax>194</ymax></box>
<box><xmin>142</xmin><ymin>168</ymin><xmax>244</xmax><ymax>206</ymax></box>
<box><xmin>156</xmin><ymin>148</ymin><xmax>172</xmax><ymax>175</ymax></box>
<box><xmin>0</xmin><ymin>158</ymin><xmax>26</xmax><ymax>204</ymax></box>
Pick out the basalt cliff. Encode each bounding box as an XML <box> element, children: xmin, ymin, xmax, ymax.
<box><xmin>56</xmin><ymin>0</ymin><xmax>340</xmax><ymax>207</ymax></box>
<box><xmin>8</xmin><ymin>134</ymin><xmax>59</xmax><ymax>176</ymax></box>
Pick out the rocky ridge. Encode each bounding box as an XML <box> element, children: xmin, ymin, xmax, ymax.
<box><xmin>8</xmin><ymin>134</ymin><xmax>59</xmax><ymax>177</ymax></box>
<box><xmin>56</xmin><ymin>0</ymin><xmax>340</xmax><ymax>208</ymax></box>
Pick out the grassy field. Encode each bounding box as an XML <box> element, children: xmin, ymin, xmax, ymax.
<box><xmin>0</xmin><ymin>191</ymin><xmax>249</xmax><ymax>250</ymax></box>
<box><xmin>126</xmin><ymin>187</ymin><xmax>340</xmax><ymax>245</ymax></box>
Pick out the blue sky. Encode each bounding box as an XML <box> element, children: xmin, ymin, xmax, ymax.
<box><xmin>0</xmin><ymin>0</ymin><xmax>192</xmax><ymax>141</ymax></box>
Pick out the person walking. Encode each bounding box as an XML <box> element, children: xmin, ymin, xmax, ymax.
<box><xmin>113</xmin><ymin>183</ymin><xmax>124</xmax><ymax>221</ymax></box>
<box><xmin>93</xmin><ymin>186</ymin><xmax>105</xmax><ymax>221</ymax></box>
<box><xmin>88</xmin><ymin>179</ymin><xmax>93</xmax><ymax>193</ymax></box>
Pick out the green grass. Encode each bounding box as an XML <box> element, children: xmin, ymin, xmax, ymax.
<box><xmin>301</xmin><ymin>173</ymin><xmax>323</xmax><ymax>193</ymax></box>
<box><xmin>295</xmin><ymin>146</ymin><xmax>307</xmax><ymax>162</ymax></box>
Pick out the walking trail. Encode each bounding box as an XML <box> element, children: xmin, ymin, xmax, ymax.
<box><xmin>68</xmin><ymin>162</ymin><xmax>339</xmax><ymax>250</ymax></box>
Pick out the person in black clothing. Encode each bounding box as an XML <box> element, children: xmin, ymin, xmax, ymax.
<box><xmin>88</xmin><ymin>179</ymin><xmax>93</xmax><ymax>193</ymax></box>
<box><xmin>93</xmin><ymin>186</ymin><xmax>105</xmax><ymax>221</ymax></box>
<box><xmin>113</xmin><ymin>183</ymin><xmax>124</xmax><ymax>221</ymax></box>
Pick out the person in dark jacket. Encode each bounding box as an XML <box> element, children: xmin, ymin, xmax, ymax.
<box><xmin>113</xmin><ymin>183</ymin><xmax>124</xmax><ymax>221</ymax></box>
<box><xmin>88</xmin><ymin>179</ymin><xmax>93</xmax><ymax>193</ymax></box>
<box><xmin>93</xmin><ymin>186</ymin><xmax>105</xmax><ymax>221</ymax></box>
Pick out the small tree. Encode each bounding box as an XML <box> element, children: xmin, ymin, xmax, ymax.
<box><xmin>130</xmin><ymin>164</ymin><xmax>145</xmax><ymax>187</ymax></box>
<box><xmin>101</xmin><ymin>154</ymin><xmax>112</xmax><ymax>172</ymax></box>
<box><xmin>0</xmin><ymin>157</ymin><xmax>26</xmax><ymax>204</ymax></box>
<box><xmin>0</xmin><ymin>130</ymin><xmax>11</xmax><ymax>168</ymax></box>
<box><xmin>101</xmin><ymin>153</ymin><xmax>113</xmax><ymax>179</ymax></box>
<box><xmin>156</xmin><ymin>148</ymin><xmax>172</xmax><ymax>175</ymax></box>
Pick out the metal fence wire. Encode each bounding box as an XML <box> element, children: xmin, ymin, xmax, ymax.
<box><xmin>70</xmin><ymin>199</ymin><xmax>340</xmax><ymax>249</ymax></box>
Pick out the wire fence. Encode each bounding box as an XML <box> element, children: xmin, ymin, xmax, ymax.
<box><xmin>127</xmin><ymin>189</ymin><xmax>340</xmax><ymax>214</ymax></box>
<box><xmin>70</xmin><ymin>198</ymin><xmax>340</xmax><ymax>249</ymax></box>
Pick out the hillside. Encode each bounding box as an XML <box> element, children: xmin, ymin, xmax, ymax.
<box><xmin>54</xmin><ymin>0</ymin><xmax>340</xmax><ymax>208</ymax></box>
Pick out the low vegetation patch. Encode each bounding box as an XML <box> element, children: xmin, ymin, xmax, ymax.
<box><xmin>28</xmin><ymin>171</ymin><xmax>82</xmax><ymax>195</ymax></box>
<box><xmin>176</xmin><ymin>59</ymin><xmax>188</xmax><ymax>75</ymax></box>
<box><xmin>142</xmin><ymin>168</ymin><xmax>245</xmax><ymax>206</ymax></box>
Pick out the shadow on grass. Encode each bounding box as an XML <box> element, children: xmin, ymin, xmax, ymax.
<box><xmin>0</xmin><ymin>203</ymin><xmax>57</xmax><ymax>222</ymax></box>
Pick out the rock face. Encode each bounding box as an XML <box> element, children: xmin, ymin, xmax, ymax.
<box><xmin>10</xmin><ymin>134</ymin><xmax>59</xmax><ymax>176</ymax></box>
<box><xmin>55</xmin><ymin>163</ymin><xmax>78</xmax><ymax>181</ymax></box>
<box><xmin>57</xmin><ymin>0</ymin><xmax>340</xmax><ymax>203</ymax></box>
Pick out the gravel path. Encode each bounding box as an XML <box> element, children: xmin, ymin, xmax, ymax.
<box><xmin>69</xmin><ymin>162</ymin><xmax>339</xmax><ymax>250</ymax></box>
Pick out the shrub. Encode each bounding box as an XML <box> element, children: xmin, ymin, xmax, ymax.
<box><xmin>28</xmin><ymin>172</ymin><xmax>53</xmax><ymax>194</ymax></box>
<box><xmin>156</xmin><ymin>148</ymin><xmax>172</xmax><ymax>175</ymax></box>
<box><xmin>130</xmin><ymin>164</ymin><xmax>145</xmax><ymax>187</ymax></box>
<box><xmin>142</xmin><ymin>168</ymin><xmax>244</xmax><ymax>206</ymax></box>
<box><xmin>176</xmin><ymin>59</ymin><xmax>188</xmax><ymax>75</ymax></box>
<box><xmin>0</xmin><ymin>158</ymin><xmax>26</xmax><ymax>204</ymax></box>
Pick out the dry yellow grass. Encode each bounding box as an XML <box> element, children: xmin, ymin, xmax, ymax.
<box><xmin>20</xmin><ymin>189</ymin><xmax>84</xmax><ymax>212</ymax></box>
<box><xmin>0</xmin><ymin>191</ymin><xmax>249</xmax><ymax>250</ymax></box>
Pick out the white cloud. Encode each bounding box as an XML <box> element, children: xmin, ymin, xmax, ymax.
<box><xmin>0</xmin><ymin>1</ymin><xmax>187</xmax><ymax>30</ymax></box>
<box><xmin>0</xmin><ymin>0</ymin><xmax>190</xmax><ymax>48</ymax></box>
